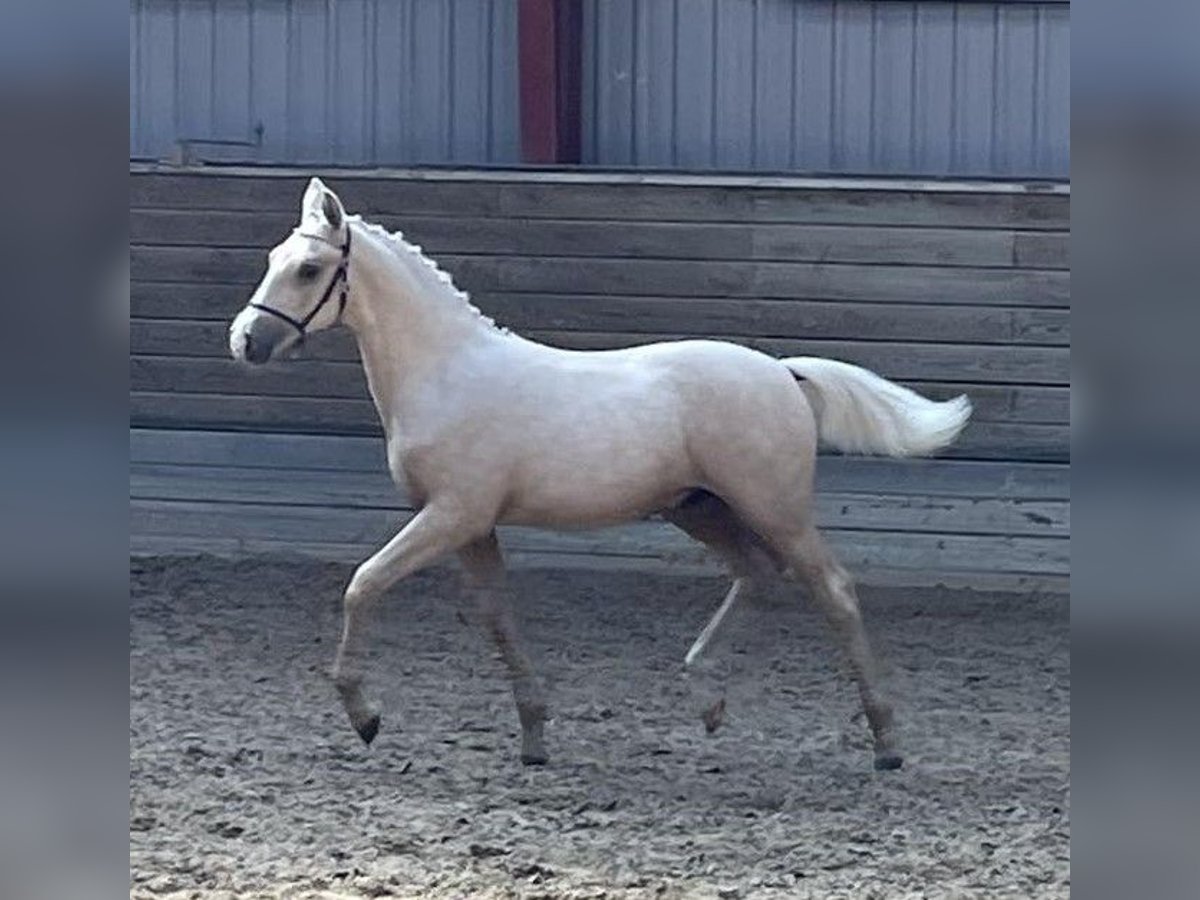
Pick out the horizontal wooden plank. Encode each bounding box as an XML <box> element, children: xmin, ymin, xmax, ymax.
<box><xmin>129</xmin><ymin>533</ymin><xmax>723</xmax><ymax>578</ymax></box>
<box><xmin>130</xmin><ymin>355</ymin><xmax>1069</xmax><ymax>423</ymax></box>
<box><xmin>813</xmin><ymin>455</ymin><xmax>1069</xmax><ymax>501</ymax></box>
<box><xmin>130</xmin><ymin>428</ymin><xmax>1070</xmax><ymax>499</ymax></box>
<box><xmin>129</xmin><ymin>318</ymin><xmax>1070</xmax><ymax>385</ymax></box>
<box><xmin>129</xmin><ymin>391</ymin><xmax>1068</xmax><ymax>461</ymax></box>
<box><xmin>131</xmin><ymin>427</ymin><xmax>388</xmax><ymax>472</ymax></box>
<box><xmin>129</xmin><ymin>497</ymin><xmax>1070</xmax><ymax>576</ymax></box>
<box><xmin>1014</xmin><ymin>231</ymin><xmax>1070</xmax><ymax>269</ymax></box>
<box><xmin>131</xmin><ymin>391</ymin><xmax>379</xmax><ymax>436</ymax></box>
<box><xmin>130</xmin><ymin>463</ymin><xmax>1070</xmax><ymax>537</ymax></box>
<box><xmin>129</xmin><ymin>163</ymin><xmax>1071</xmax><ymax>194</ymax></box>
<box><xmin>129</xmin><ymin>208</ymin><xmax>1068</xmax><ymax>269</ymax></box>
<box><xmin>130</xmin><ymin>246</ymin><xmax>1070</xmax><ymax>307</ymax></box>
<box><xmin>128</xmin><ymin>533</ymin><xmax>1068</xmax><ymax>593</ymax></box>
<box><xmin>130</xmin><ymin>172</ymin><xmax>1070</xmax><ymax>229</ymax></box>
<box><xmin>130</xmin><ymin>283</ymin><xmax>1070</xmax><ymax>346</ymax></box>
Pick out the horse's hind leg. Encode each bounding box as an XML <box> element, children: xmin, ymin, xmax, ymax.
<box><xmin>664</xmin><ymin>491</ymin><xmax>779</xmax><ymax>580</ymax></box>
<box><xmin>663</xmin><ymin>492</ymin><xmax>777</xmax><ymax>665</ymax></box>
<box><xmin>773</xmin><ymin>522</ymin><xmax>902</xmax><ymax>770</ymax></box>
<box><xmin>459</xmin><ymin>532</ymin><xmax>548</xmax><ymax>765</ymax></box>
<box><xmin>663</xmin><ymin>492</ymin><xmax>778</xmax><ymax>732</ymax></box>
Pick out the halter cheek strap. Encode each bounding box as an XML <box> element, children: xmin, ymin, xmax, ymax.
<box><xmin>250</xmin><ymin>227</ymin><xmax>351</xmax><ymax>337</ymax></box>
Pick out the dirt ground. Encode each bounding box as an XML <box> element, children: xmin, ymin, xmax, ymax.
<box><xmin>130</xmin><ymin>555</ymin><xmax>1069</xmax><ymax>899</ymax></box>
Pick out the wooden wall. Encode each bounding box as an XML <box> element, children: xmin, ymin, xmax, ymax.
<box><xmin>130</xmin><ymin>166</ymin><xmax>1069</xmax><ymax>591</ymax></box>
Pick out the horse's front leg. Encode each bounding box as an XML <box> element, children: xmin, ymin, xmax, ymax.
<box><xmin>333</xmin><ymin>504</ymin><xmax>477</xmax><ymax>744</ymax></box>
<box><xmin>459</xmin><ymin>533</ymin><xmax>548</xmax><ymax>765</ymax></box>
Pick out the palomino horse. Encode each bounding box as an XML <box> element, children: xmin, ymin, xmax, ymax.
<box><xmin>229</xmin><ymin>178</ymin><xmax>970</xmax><ymax>771</ymax></box>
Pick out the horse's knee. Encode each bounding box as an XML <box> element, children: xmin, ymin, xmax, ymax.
<box><xmin>344</xmin><ymin>564</ymin><xmax>381</xmax><ymax>610</ymax></box>
<box><xmin>822</xmin><ymin>578</ymin><xmax>862</xmax><ymax>628</ymax></box>
<box><xmin>795</xmin><ymin>555</ymin><xmax>862</xmax><ymax>628</ymax></box>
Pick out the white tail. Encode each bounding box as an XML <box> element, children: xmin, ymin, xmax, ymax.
<box><xmin>782</xmin><ymin>357</ymin><xmax>971</xmax><ymax>457</ymax></box>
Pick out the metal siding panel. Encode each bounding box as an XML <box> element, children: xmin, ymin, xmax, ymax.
<box><xmin>410</xmin><ymin>0</ymin><xmax>449</xmax><ymax>162</ymax></box>
<box><xmin>581</xmin><ymin>0</ymin><xmax>596</xmax><ymax>160</ymax></box>
<box><xmin>632</xmin><ymin>0</ymin><xmax>676</xmax><ymax>165</ymax></box>
<box><xmin>752</xmin><ymin>0</ymin><xmax>795</xmax><ymax>170</ymax></box>
<box><xmin>993</xmin><ymin>4</ymin><xmax>1036</xmax><ymax>175</ymax></box>
<box><xmin>1040</xmin><ymin>6</ymin><xmax>1070</xmax><ymax>176</ymax></box>
<box><xmin>713</xmin><ymin>0</ymin><xmax>754</xmax><ymax>168</ymax></box>
<box><xmin>489</xmin><ymin>0</ymin><xmax>520</xmax><ymax>162</ymax></box>
<box><xmin>953</xmin><ymin>4</ymin><xmax>997</xmax><ymax>174</ymax></box>
<box><xmin>450</xmin><ymin>0</ymin><xmax>487</xmax><ymax>161</ymax></box>
<box><xmin>595</xmin><ymin>0</ymin><xmax>636</xmax><ymax>165</ymax></box>
<box><xmin>794</xmin><ymin>1</ymin><xmax>835</xmax><ymax>171</ymax></box>
<box><xmin>130</xmin><ymin>1</ymin><xmax>141</xmax><ymax>155</ymax></box>
<box><xmin>286</xmin><ymin>0</ymin><xmax>331</xmax><ymax>162</ymax></box>
<box><xmin>176</xmin><ymin>1</ymin><xmax>214</xmax><ymax>141</ymax></box>
<box><xmin>129</xmin><ymin>0</ymin><xmax>1065</xmax><ymax>177</ymax></box>
<box><xmin>372</xmin><ymin>0</ymin><xmax>408</xmax><ymax>163</ymax></box>
<box><xmin>872</xmin><ymin>2</ymin><xmax>916</xmax><ymax>173</ymax></box>
<box><xmin>834</xmin><ymin>2</ymin><xmax>874</xmax><ymax>173</ymax></box>
<box><xmin>673</xmin><ymin>0</ymin><xmax>715</xmax><ymax>168</ymax></box>
<box><xmin>330</xmin><ymin>0</ymin><xmax>369</xmax><ymax>164</ymax></box>
<box><xmin>364</xmin><ymin>0</ymin><xmax>380</xmax><ymax>163</ymax></box>
<box><xmin>250</xmin><ymin>0</ymin><xmax>291</xmax><ymax>163</ymax></box>
<box><xmin>130</xmin><ymin>0</ymin><xmax>519</xmax><ymax>167</ymax></box>
<box><xmin>212</xmin><ymin>1</ymin><xmax>252</xmax><ymax>142</ymax></box>
<box><xmin>912</xmin><ymin>3</ymin><xmax>954</xmax><ymax>175</ymax></box>
<box><xmin>139</xmin><ymin>1</ymin><xmax>176</xmax><ymax>158</ymax></box>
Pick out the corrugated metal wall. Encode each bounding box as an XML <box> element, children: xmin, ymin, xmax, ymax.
<box><xmin>129</xmin><ymin>0</ymin><xmax>521</xmax><ymax>165</ymax></box>
<box><xmin>130</xmin><ymin>0</ymin><xmax>1069</xmax><ymax>179</ymax></box>
<box><xmin>582</xmin><ymin>0</ymin><xmax>1070</xmax><ymax>178</ymax></box>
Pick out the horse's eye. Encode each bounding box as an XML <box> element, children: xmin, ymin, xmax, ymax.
<box><xmin>297</xmin><ymin>262</ymin><xmax>321</xmax><ymax>281</ymax></box>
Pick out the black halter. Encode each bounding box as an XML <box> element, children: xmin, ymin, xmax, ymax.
<box><xmin>250</xmin><ymin>227</ymin><xmax>351</xmax><ymax>337</ymax></box>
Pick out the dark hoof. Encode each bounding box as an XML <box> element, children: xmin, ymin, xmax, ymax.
<box><xmin>520</xmin><ymin>752</ymin><xmax>548</xmax><ymax>767</ymax></box>
<box><xmin>356</xmin><ymin>714</ymin><xmax>381</xmax><ymax>746</ymax></box>
<box><xmin>874</xmin><ymin>751</ymin><xmax>903</xmax><ymax>771</ymax></box>
<box><xmin>702</xmin><ymin>697</ymin><xmax>726</xmax><ymax>734</ymax></box>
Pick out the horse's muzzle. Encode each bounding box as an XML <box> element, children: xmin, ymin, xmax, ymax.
<box><xmin>232</xmin><ymin>311</ymin><xmax>294</xmax><ymax>365</ymax></box>
<box><xmin>242</xmin><ymin>331</ymin><xmax>273</xmax><ymax>365</ymax></box>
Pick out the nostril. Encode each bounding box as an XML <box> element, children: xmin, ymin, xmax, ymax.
<box><xmin>242</xmin><ymin>330</ymin><xmax>273</xmax><ymax>364</ymax></box>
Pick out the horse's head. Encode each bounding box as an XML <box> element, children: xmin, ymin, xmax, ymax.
<box><xmin>229</xmin><ymin>177</ymin><xmax>351</xmax><ymax>365</ymax></box>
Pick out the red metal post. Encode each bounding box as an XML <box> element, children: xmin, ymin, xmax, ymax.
<box><xmin>518</xmin><ymin>0</ymin><xmax>582</xmax><ymax>164</ymax></box>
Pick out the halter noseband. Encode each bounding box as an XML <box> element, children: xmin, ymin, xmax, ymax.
<box><xmin>250</xmin><ymin>227</ymin><xmax>351</xmax><ymax>337</ymax></box>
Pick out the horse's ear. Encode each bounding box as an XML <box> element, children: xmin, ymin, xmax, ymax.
<box><xmin>321</xmin><ymin>190</ymin><xmax>344</xmax><ymax>232</ymax></box>
<box><xmin>301</xmin><ymin>177</ymin><xmax>325</xmax><ymax>217</ymax></box>
<box><xmin>301</xmin><ymin>176</ymin><xmax>344</xmax><ymax>231</ymax></box>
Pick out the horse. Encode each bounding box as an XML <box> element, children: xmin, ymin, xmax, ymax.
<box><xmin>228</xmin><ymin>177</ymin><xmax>971</xmax><ymax>771</ymax></box>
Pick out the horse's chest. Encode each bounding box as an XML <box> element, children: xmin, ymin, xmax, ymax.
<box><xmin>385</xmin><ymin>434</ymin><xmax>455</xmax><ymax>505</ymax></box>
<box><xmin>385</xmin><ymin>441</ymin><xmax>427</xmax><ymax>504</ymax></box>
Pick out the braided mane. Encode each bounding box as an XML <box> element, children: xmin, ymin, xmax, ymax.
<box><xmin>350</xmin><ymin>215</ymin><xmax>508</xmax><ymax>334</ymax></box>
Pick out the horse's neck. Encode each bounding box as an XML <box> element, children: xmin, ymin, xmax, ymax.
<box><xmin>341</xmin><ymin>221</ymin><xmax>499</xmax><ymax>436</ymax></box>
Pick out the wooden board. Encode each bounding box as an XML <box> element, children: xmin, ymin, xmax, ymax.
<box><xmin>130</xmin><ymin>171</ymin><xmax>1070</xmax><ymax>229</ymax></box>
<box><xmin>130</xmin><ymin>498</ymin><xmax>1068</xmax><ymax>575</ymax></box>
<box><xmin>128</xmin><ymin>392</ymin><xmax>1068</xmax><ymax>461</ymax></box>
<box><xmin>130</xmin><ymin>208</ymin><xmax>1069</xmax><ymax>269</ymax></box>
<box><xmin>129</xmin><ymin>355</ymin><xmax>1070</xmax><ymax>423</ymax></box>
<box><xmin>129</xmin><ymin>428</ymin><xmax>1070</xmax><ymax>499</ymax></box>
<box><xmin>130</xmin><ymin>246</ymin><xmax>1070</xmax><ymax>307</ymax></box>
<box><xmin>130</xmin><ymin>283</ymin><xmax>1071</xmax><ymax>346</ymax></box>
<box><xmin>129</xmin><ymin>318</ymin><xmax>1070</xmax><ymax>385</ymax></box>
<box><xmin>128</xmin><ymin>533</ymin><xmax>1068</xmax><ymax>593</ymax></box>
<box><xmin>131</xmin><ymin>463</ymin><xmax>1069</xmax><ymax>538</ymax></box>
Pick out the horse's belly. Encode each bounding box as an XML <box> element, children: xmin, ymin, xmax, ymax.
<box><xmin>499</xmin><ymin>467</ymin><xmax>691</xmax><ymax>529</ymax></box>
